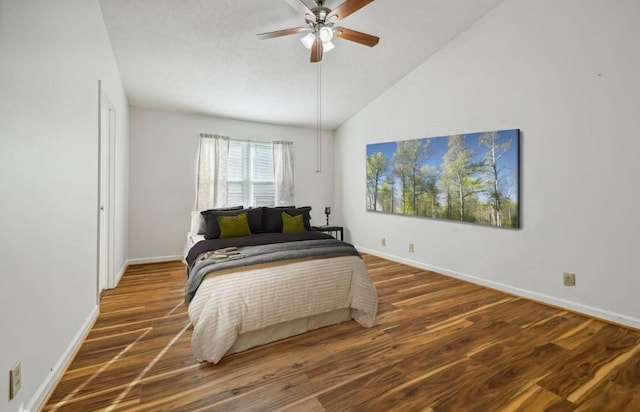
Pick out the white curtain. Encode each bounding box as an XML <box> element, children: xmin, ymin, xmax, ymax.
<box><xmin>195</xmin><ymin>135</ymin><xmax>230</xmax><ymax>210</ymax></box>
<box><xmin>273</xmin><ymin>140</ymin><xmax>294</xmax><ymax>206</ymax></box>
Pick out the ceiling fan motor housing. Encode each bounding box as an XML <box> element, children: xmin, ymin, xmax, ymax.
<box><xmin>306</xmin><ymin>6</ymin><xmax>332</xmax><ymax>25</ymax></box>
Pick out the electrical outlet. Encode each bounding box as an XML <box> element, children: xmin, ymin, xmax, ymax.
<box><xmin>9</xmin><ymin>362</ymin><xmax>21</xmax><ymax>399</ymax></box>
<box><xmin>409</xmin><ymin>243</ymin><xmax>415</xmax><ymax>253</ymax></box>
<box><xmin>563</xmin><ymin>272</ymin><xmax>576</xmax><ymax>286</ymax></box>
<box><xmin>381</xmin><ymin>237</ymin><xmax>386</xmax><ymax>246</ymax></box>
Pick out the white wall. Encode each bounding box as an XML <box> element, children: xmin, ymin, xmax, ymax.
<box><xmin>335</xmin><ymin>0</ymin><xmax>640</xmax><ymax>327</ymax></box>
<box><xmin>129</xmin><ymin>108</ymin><xmax>334</xmax><ymax>260</ymax></box>
<box><xmin>0</xmin><ymin>1</ymin><xmax>129</xmax><ymax>411</ymax></box>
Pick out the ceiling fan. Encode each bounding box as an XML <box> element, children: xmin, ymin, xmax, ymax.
<box><xmin>257</xmin><ymin>0</ymin><xmax>379</xmax><ymax>63</ymax></box>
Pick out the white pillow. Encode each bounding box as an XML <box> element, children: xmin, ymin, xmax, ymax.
<box><xmin>190</xmin><ymin>211</ymin><xmax>205</xmax><ymax>234</ymax></box>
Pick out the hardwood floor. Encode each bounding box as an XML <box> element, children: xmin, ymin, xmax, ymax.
<box><xmin>43</xmin><ymin>255</ymin><xmax>640</xmax><ymax>411</ymax></box>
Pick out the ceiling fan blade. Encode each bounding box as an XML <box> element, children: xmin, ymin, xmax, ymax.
<box><xmin>327</xmin><ymin>0</ymin><xmax>374</xmax><ymax>22</ymax></box>
<box><xmin>257</xmin><ymin>27</ymin><xmax>309</xmax><ymax>40</ymax></box>
<box><xmin>283</xmin><ymin>0</ymin><xmax>316</xmax><ymax>22</ymax></box>
<box><xmin>310</xmin><ymin>37</ymin><xmax>323</xmax><ymax>63</ymax></box>
<box><xmin>334</xmin><ymin>26</ymin><xmax>379</xmax><ymax>47</ymax></box>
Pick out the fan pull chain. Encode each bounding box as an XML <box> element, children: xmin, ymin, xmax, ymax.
<box><xmin>316</xmin><ymin>55</ymin><xmax>322</xmax><ymax>173</ymax></box>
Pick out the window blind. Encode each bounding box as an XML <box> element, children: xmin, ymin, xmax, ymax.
<box><xmin>227</xmin><ymin>140</ymin><xmax>275</xmax><ymax>207</ymax></box>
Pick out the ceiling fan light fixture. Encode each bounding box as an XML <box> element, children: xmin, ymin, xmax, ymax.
<box><xmin>323</xmin><ymin>40</ymin><xmax>335</xmax><ymax>51</ymax></box>
<box><xmin>318</xmin><ymin>26</ymin><xmax>333</xmax><ymax>42</ymax></box>
<box><xmin>301</xmin><ymin>32</ymin><xmax>315</xmax><ymax>49</ymax></box>
<box><xmin>301</xmin><ymin>29</ymin><xmax>334</xmax><ymax>52</ymax></box>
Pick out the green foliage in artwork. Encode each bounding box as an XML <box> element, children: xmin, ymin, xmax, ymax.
<box><xmin>366</xmin><ymin>152</ymin><xmax>388</xmax><ymax>212</ymax></box>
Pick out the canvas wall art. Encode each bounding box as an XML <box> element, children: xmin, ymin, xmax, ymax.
<box><xmin>366</xmin><ymin>129</ymin><xmax>520</xmax><ymax>228</ymax></box>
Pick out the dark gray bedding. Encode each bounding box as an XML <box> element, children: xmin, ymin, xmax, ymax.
<box><xmin>185</xmin><ymin>231</ymin><xmax>335</xmax><ymax>268</ymax></box>
<box><xmin>185</xmin><ymin>233</ymin><xmax>361</xmax><ymax>306</ymax></box>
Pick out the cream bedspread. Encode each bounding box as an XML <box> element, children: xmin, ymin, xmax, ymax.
<box><xmin>188</xmin><ymin>255</ymin><xmax>378</xmax><ymax>363</ymax></box>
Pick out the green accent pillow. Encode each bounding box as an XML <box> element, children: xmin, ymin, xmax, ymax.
<box><xmin>217</xmin><ymin>213</ymin><xmax>251</xmax><ymax>239</ymax></box>
<box><xmin>282</xmin><ymin>212</ymin><xmax>307</xmax><ymax>234</ymax></box>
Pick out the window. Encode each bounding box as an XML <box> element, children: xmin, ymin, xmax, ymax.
<box><xmin>227</xmin><ymin>140</ymin><xmax>275</xmax><ymax>207</ymax></box>
<box><xmin>195</xmin><ymin>135</ymin><xmax>292</xmax><ymax>211</ymax></box>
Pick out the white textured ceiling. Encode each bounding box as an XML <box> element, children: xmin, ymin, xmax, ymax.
<box><xmin>99</xmin><ymin>0</ymin><xmax>503</xmax><ymax>130</ymax></box>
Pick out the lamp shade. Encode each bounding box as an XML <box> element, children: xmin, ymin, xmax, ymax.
<box><xmin>301</xmin><ymin>29</ymin><xmax>335</xmax><ymax>52</ymax></box>
<box><xmin>301</xmin><ymin>32</ymin><xmax>315</xmax><ymax>49</ymax></box>
<box><xmin>319</xmin><ymin>26</ymin><xmax>333</xmax><ymax>42</ymax></box>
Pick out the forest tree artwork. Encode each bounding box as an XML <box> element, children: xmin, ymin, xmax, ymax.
<box><xmin>366</xmin><ymin>129</ymin><xmax>520</xmax><ymax>228</ymax></box>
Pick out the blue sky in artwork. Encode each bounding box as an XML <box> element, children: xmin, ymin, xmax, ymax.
<box><xmin>366</xmin><ymin>129</ymin><xmax>520</xmax><ymax>201</ymax></box>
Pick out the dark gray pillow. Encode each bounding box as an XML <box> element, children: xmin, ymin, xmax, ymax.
<box><xmin>246</xmin><ymin>207</ymin><xmax>265</xmax><ymax>234</ymax></box>
<box><xmin>201</xmin><ymin>207</ymin><xmax>245</xmax><ymax>239</ymax></box>
<box><xmin>263</xmin><ymin>206</ymin><xmax>312</xmax><ymax>233</ymax></box>
<box><xmin>197</xmin><ymin>206</ymin><xmax>243</xmax><ymax>234</ymax></box>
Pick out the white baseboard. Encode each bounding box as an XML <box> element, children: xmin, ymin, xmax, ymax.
<box><xmin>114</xmin><ymin>260</ymin><xmax>128</xmax><ymax>286</ymax></box>
<box><xmin>27</xmin><ymin>305</ymin><xmax>100</xmax><ymax>412</ymax></box>
<box><xmin>127</xmin><ymin>255</ymin><xmax>183</xmax><ymax>265</ymax></box>
<box><xmin>357</xmin><ymin>246</ymin><xmax>640</xmax><ymax>330</ymax></box>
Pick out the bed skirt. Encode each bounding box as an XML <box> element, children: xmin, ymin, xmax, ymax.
<box><xmin>224</xmin><ymin>308</ymin><xmax>352</xmax><ymax>357</ymax></box>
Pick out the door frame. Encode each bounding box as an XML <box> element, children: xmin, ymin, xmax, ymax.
<box><xmin>97</xmin><ymin>80</ymin><xmax>117</xmax><ymax>300</ymax></box>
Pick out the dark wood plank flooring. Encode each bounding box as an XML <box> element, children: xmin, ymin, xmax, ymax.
<box><xmin>42</xmin><ymin>254</ymin><xmax>640</xmax><ymax>411</ymax></box>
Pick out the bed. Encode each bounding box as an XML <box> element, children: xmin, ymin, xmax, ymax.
<box><xmin>184</xmin><ymin>206</ymin><xmax>378</xmax><ymax>364</ymax></box>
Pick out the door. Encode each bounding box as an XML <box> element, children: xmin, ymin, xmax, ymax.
<box><xmin>98</xmin><ymin>82</ymin><xmax>116</xmax><ymax>298</ymax></box>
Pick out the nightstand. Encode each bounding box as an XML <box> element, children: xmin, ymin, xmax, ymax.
<box><xmin>312</xmin><ymin>225</ymin><xmax>344</xmax><ymax>241</ymax></box>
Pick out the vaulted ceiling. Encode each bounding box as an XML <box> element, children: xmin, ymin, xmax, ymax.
<box><xmin>99</xmin><ymin>0</ymin><xmax>503</xmax><ymax>130</ymax></box>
